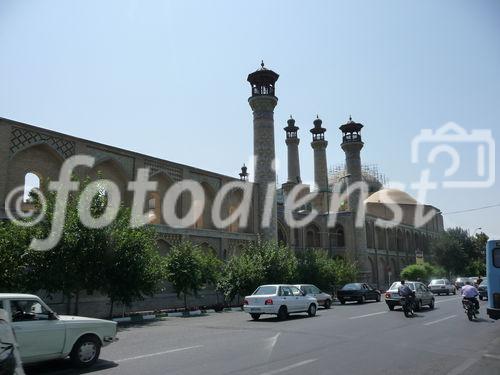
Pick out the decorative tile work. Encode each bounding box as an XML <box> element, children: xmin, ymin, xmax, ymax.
<box><xmin>144</xmin><ymin>159</ymin><xmax>183</xmax><ymax>182</ymax></box>
<box><xmin>190</xmin><ymin>172</ymin><xmax>221</xmax><ymax>192</ymax></box>
<box><xmin>86</xmin><ymin>146</ymin><xmax>135</xmax><ymax>178</ymax></box>
<box><xmin>158</xmin><ymin>233</ymin><xmax>182</xmax><ymax>244</ymax></box>
<box><xmin>10</xmin><ymin>127</ymin><xmax>75</xmax><ymax>159</ymax></box>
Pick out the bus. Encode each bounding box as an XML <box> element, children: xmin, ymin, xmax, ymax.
<box><xmin>486</xmin><ymin>239</ymin><xmax>500</xmax><ymax>320</ymax></box>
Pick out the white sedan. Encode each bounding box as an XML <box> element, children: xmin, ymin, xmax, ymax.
<box><xmin>0</xmin><ymin>293</ymin><xmax>118</xmax><ymax>368</ymax></box>
<box><xmin>243</xmin><ymin>284</ymin><xmax>318</xmax><ymax>320</ymax></box>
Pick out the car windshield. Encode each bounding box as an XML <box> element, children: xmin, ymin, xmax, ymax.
<box><xmin>342</xmin><ymin>283</ymin><xmax>361</xmax><ymax>290</ymax></box>
<box><xmin>389</xmin><ymin>282</ymin><xmax>415</xmax><ymax>291</ymax></box>
<box><xmin>479</xmin><ymin>281</ymin><xmax>487</xmax><ymax>287</ymax></box>
<box><xmin>253</xmin><ymin>286</ymin><xmax>277</xmax><ymax>295</ymax></box>
<box><xmin>431</xmin><ymin>279</ymin><xmax>445</xmax><ymax>285</ymax></box>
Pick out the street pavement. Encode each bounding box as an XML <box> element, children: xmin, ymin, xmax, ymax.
<box><xmin>25</xmin><ymin>295</ymin><xmax>500</xmax><ymax>375</ymax></box>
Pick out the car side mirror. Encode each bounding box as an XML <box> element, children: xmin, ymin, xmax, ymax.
<box><xmin>48</xmin><ymin>312</ymin><xmax>57</xmax><ymax>320</ymax></box>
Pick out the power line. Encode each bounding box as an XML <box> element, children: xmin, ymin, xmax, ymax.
<box><xmin>443</xmin><ymin>203</ymin><xmax>500</xmax><ymax>215</ymax></box>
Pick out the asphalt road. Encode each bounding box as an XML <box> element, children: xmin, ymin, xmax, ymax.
<box><xmin>26</xmin><ymin>295</ymin><xmax>500</xmax><ymax>375</ymax></box>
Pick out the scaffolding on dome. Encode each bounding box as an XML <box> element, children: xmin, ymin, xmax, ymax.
<box><xmin>329</xmin><ymin>163</ymin><xmax>387</xmax><ymax>193</ymax></box>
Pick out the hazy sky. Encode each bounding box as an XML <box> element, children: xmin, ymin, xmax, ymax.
<box><xmin>1</xmin><ymin>0</ymin><xmax>499</xmax><ymax>237</ymax></box>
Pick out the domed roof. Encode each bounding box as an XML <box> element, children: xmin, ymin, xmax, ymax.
<box><xmin>364</xmin><ymin>188</ymin><xmax>419</xmax><ymax>205</ymax></box>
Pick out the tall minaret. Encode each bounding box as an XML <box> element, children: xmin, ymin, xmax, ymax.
<box><xmin>340</xmin><ymin>116</ymin><xmax>369</xmax><ymax>279</ymax></box>
<box><xmin>282</xmin><ymin>116</ymin><xmax>301</xmax><ymax>195</ymax></box>
<box><xmin>310</xmin><ymin>116</ymin><xmax>329</xmax><ymax>213</ymax></box>
<box><xmin>247</xmin><ymin>61</ymin><xmax>279</xmax><ymax>241</ymax></box>
<box><xmin>340</xmin><ymin>116</ymin><xmax>364</xmax><ymax>212</ymax></box>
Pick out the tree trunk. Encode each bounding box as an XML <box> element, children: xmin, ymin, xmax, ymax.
<box><xmin>108</xmin><ymin>298</ymin><xmax>114</xmax><ymax>319</ymax></box>
<box><xmin>74</xmin><ymin>290</ymin><xmax>80</xmax><ymax>316</ymax></box>
<box><xmin>183</xmin><ymin>293</ymin><xmax>188</xmax><ymax>310</ymax></box>
<box><xmin>65</xmin><ymin>293</ymin><xmax>72</xmax><ymax>315</ymax></box>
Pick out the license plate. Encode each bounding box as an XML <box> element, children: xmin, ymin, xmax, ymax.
<box><xmin>392</xmin><ymin>293</ymin><xmax>399</xmax><ymax>298</ymax></box>
<box><xmin>250</xmin><ymin>308</ymin><xmax>261</xmax><ymax>312</ymax></box>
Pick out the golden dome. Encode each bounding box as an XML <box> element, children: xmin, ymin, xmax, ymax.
<box><xmin>364</xmin><ymin>188</ymin><xmax>419</xmax><ymax>205</ymax></box>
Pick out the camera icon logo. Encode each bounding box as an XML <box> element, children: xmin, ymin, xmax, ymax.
<box><xmin>411</xmin><ymin>122</ymin><xmax>495</xmax><ymax>188</ymax></box>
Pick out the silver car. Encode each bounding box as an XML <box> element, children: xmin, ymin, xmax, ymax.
<box><xmin>384</xmin><ymin>281</ymin><xmax>435</xmax><ymax>311</ymax></box>
<box><xmin>428</xmin><ymin>279</ymin><xmax>456</xmax><ymax>295</ymax></box>
<box><xmin>295</xmin><ymin>284</ymin><xmax>333</xmax><ymax>309</ymax></box>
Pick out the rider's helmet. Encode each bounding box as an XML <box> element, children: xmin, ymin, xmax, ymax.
<box><xmin>401</xmin><ymin>280</ymin><xmax>405</xmax><ymax>285</ymax></box>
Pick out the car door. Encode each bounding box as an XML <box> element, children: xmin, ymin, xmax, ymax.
<box><xmin>417</xmin><ymin>283</ymin><xmax>430</xmax><ymax>303</ymax></box>
<box><xmin>280</xmin><ymin>286</ymin><xmax>296</xmax><ymax>312</ymax></box>
<box><xmin>290</xmin><ymin>286</ymin><xmax>307</xmax><ymax>311</ymax></box>
<box><xmin>309</xmin><ymin>285</ymin><xmax>321</xmax><ymax>303</ymax></box>
<box><xmin>9</xmin><ymin>298</ymin><xmax>66</xmax><ymax>361</ymax></box>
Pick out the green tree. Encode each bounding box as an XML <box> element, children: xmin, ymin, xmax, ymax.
<box><xmin>332</xmin><ymin>257</ymin><xmax>359</xmax><ymax>288</ymax></box>
<box><xmin>0</xmin><ymin>222</ymin><xmax>32</xmax><ymax>292</ymax></box>
<box><xmin>217</xmin><ymin>241</ymin><xmax>298</xmax><ymax>304</ymax></box>
<box><xmin>164</xmin><ymin>241</ymin><xmax>210</xmax><ymax>309</ymax></box>
<box><xmin>26</xmin><ymin>178</ymin><xmax>108</xmax><ymax>314</ymax></box>
<box><xmin>251</xmin><ymin>241</ymin><xmax>297</xmax><ymax>284</ymax></box>
<box><xmin>400</xmin><ymin>262</ymin><xmax>444</xmax><ymax>282</ymax></box>
<box><xmin>217</xmin><ymin>252</ymin><xmax>264</xmax><ymax>304</ymax></box>
<box><xmin>296</xmin><ymin>249</ymin><xmax>336</xmax><ymax>293</ymax></box>
<box><xmin>102</xmin><ymin>209</ymin><xmax>165</xmax><ymax>318</ymax></box>
<box><xmin>430</xmin><ymin>227</ymin><xmax>488</xmax><ymax>277</ymax></box>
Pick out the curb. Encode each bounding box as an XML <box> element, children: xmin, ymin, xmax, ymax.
<box><xmin>112</xmin><ymin>307</ymin><xmax>243</xmax><ymax>324</ymax></box>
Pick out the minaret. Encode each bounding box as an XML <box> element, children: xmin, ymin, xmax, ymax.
<box><xmin>340</xmin><ymin>116</ymin><xmax>369</xmax><ymax>279</ymax></box>
<box><xmin>310</xmin><ymin>115</ymin><xmax>329</xmax><ymax>213</ymax></box>
<box><xmin>282</xmin><ymin>116</ymin><xmax>301</xmax><ymax>196</ymax></box>
<box><xmin>247</xmin><ymin>61</ymin><xmax>279</xmax><ymax>241</ymax></box>
<box><xmin>340</xmin><ymin>116</ymin><xmax>364</xmax><ymax>212</ymax></box>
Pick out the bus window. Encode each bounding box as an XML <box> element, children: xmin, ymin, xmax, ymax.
<box><xmin>486</xmin><ymin>241</ymin><xmax>500</xmax><ymax>320</ymax></box>
<box><xmin>494</xmin><ymin>248</ymin><xmax>500</xmax><ymax>268</ymax></box>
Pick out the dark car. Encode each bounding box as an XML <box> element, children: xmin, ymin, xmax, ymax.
<box><xmin>337</xmin><ymin>283</ymin><xmax>381</xmax><ymax>304</ymax></box>
<box><xmin>478</xmin><ymin>280</ymin><xmax>488</xmax><ymax>300</ymax></box>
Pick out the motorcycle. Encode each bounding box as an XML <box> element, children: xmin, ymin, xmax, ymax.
<box><xmin>400</xmin><ymin>296</ymin><xmax>415</xmax><ymax>318</ymax></box>
<box><xmin>462</xmin><ymin>298</ymin><xmax>478</xmax><ymax>321</ymax></box>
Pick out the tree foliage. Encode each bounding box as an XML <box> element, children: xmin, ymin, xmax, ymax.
<box><xmin>296</xmin><ymin>249</ymin><xmax>336</xmax><ymax>293</ymax></box>
<box><xmin>164</xmin><ymin>241</ymin><xmax>222</xmax><ymax>308</ymax></box>
<box><xmin>1</xmin><ymin>176</ymin><xmax>163</xmax><ymax>316</ymax></box>
<box><xmin>331</xmin><ymin>257</ymin><xmax>359</xmax><ymax>287</ymax></box>
<box><xmin>430</xmin><ymin>227</ymin><xmax>488</xmax><ymax>277</ymax></box>
<box><xmin>400</xmin><ymin>262</ymin><xmax>442</xmax><ymax>282</ymax></box>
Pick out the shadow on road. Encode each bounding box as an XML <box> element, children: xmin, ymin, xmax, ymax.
<box><xmin>25</xmin><ymin>359</ymin><xmax>118</xmax><ymax>375</ymax></box>
<box><xmin>248</xmin><ymin>314</ymin><xmax>317</xmax><ymax>323</ymax></box>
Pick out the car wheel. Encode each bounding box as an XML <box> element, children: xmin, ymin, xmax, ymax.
<box><xmin>308</xmin><ymin>304</ymin><xmax>317</xmax><ymax>317</ymax></box>
<box><xmin>339</xmin><ymin>299</ymin><xmax>346</xmax><ymax>305</ymax></box>
<box><xmin>429</xmin><ymin>299</ymin><xmax>435</xmax><ymax>309</ymax></box>
<box><xmin>250</xmin><ymin>313</ymin><xmax>261</xmax><ymax>320</ymax></box>
<box><xmin>70</xmin><ymin>335</ymin><xmax>101</xmax><ymax>368</ymax></box>
<box><xmin>358</xmin><ymin>296</ymin><xmax>366</xmax><ymax>304</ymax></box>
<box><xmin>324</xmin><ymin>299</ymin><xmax>332</xmax><ymax>309</ymax></box>
<box><xmin>277</xmin><ymin>306</ymin><xmax>288</xmax><ymax>320</ymax></box>
<box><xmin>376</xmin><ymin>294</ymin><xmax>381</xmax><ymax>302</ymax></box>
<box><xmin>446</xmin><ymin>291</ymin><xmax>450</xmax><ymax>296</ymax></box>
<box><xmin>453</xmin><ymin>290</ymin><xmax>456</xmax><ymax>295</ymax></box>
<box><xmin>387</xmin><ymin>304</ymin><xmax>395</xmax><ymax>311</ymax></box>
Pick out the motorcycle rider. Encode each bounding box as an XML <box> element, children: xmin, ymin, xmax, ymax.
<box><xmin>0</xmin><ymin>308</ymin><xmax>25</xmax><ymax>375</ymax></box>
<box><xmin>398</xmin><ymin>280</ymin><xmax>415</xmax><ymax>306</ymax></box>
<box><xmin>461</xmin><ymin>280</ymin><xmax>480</xmax><ymax>313</ymax></box>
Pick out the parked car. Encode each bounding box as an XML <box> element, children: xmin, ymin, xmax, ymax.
<box><xmin>337</xmin><ymin>283</ymin><xmax>381</xmax><ymax>304</ymax></box>
<box><xmin>454</xmin><ymin>277</ymin><xmax>469</xmax><ymax>289</ymax></box>
<box><xmin>428</xmin><ymin>279</ymin><xmax>456</xmax><ymax>295</ymax></box>
<box><xmin>295</xmin><ymin>284</ymin><xmax>332</xmax><ymax>309</ymax></box>
<box><xmin>478</xmin><ymin>280</ymin><xmax>488</xmax><ymax>300</ymax></box>
<box><xmin>243</xmin><ymin>285</ymin><xmax>318</xmax><ymax>320</ymax></box>
<box><xmin>0</xmin><ymin>294</ymin><xmax>118</xmax><ymax>368</ymax></box>
<box><xmin>384</xmin><ymin>281</ymin><xmax>435</xmax><ymax>311</ymax></box>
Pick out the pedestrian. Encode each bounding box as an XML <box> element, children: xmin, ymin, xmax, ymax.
<box><xmin>0</xmin><ymin>308</ymin><xmax>25</xmax><ymax>375</ymax></box>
